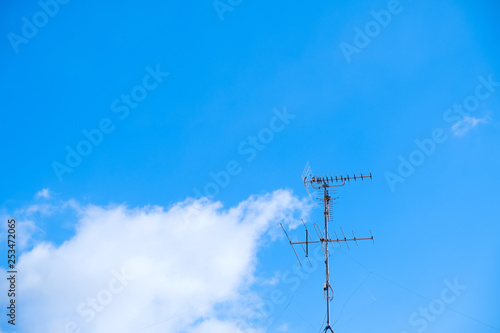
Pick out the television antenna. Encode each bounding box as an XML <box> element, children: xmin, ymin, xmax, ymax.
<box><xmin>281</xmin><ymin>162</ymin><xmax>374</xmax><ymax>333</ymax></box>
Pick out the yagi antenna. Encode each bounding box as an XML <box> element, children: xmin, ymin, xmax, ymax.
<box><xmin>281</xmin><ymin>163</ymin><xmax>375</xmax><ymax>333</ymax></box>
<box><xmin>302</xmin><ymin>161</ymin><xmax>314</xmax><ymax>200</ymax></box>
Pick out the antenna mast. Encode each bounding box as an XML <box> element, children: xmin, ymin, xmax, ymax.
<box><xmin>282</xmin><ymin>162</ymin><xmax>374</xmax><ymax>333</ymax></box>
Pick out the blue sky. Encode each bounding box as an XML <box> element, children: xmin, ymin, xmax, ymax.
<box><xmin>1</xmin><ymin>0</ymin><xmax>499</xmax><ymax>332</ymax></box>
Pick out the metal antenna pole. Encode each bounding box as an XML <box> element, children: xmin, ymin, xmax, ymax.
<box><xmin>324</xmin><ymin>187</ymin><xmax>333</xmax><ymax>332</ymax></box>
<box><xmin>281</xmin><ymin>163</ymin><xmax>375</xmax><ymax>333</ymax></box>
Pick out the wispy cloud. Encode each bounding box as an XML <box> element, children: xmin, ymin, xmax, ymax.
<box><xmin>276</xmin><ymin>323</ymin><xmax>289</xmax><ymax>332</ymax></box>
<box><xmin>15</xmin><ymin>219</ymin><xmax>45</xmax><ymax>250</ymax></box>
<box><xmin>260</xmin><ymin>272</ymin><xmax>281</xmax><ymax>287</ymax></box>
<box><xmin>21</xmin><ymin>203</ymin><xmax>55</xmax><ymax>216</ymax></box>
<box><xmin>451</xmin><ymin>116</ymin><xmax>487</xmax><ymax>136</ymax></box>
<box><xmin>1</xmin><ymin>190</ymin><xmax>310</xmax><ymax>333</ymax></box>
<box><xmin>35</xmin><ymin>188</ymin><xmax>51</xmax><ymax>199</ymax></box>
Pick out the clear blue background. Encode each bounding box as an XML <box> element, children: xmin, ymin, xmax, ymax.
<box><xmin>1</xmin><ymin>0</ymin><xmax>499</xmax><ymax>332</ymax></box>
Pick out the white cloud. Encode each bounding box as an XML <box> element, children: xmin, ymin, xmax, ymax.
<box><xmin>3</xmin><ymin>189</ymin><xmax>310</xmax><ymax>333</ymax></box>
<box><xmin>451</xmin><ymin>116</ymin><xmax>487</xmax><ymax>136</ymax></box>
<box><xmin>35</xmin><ymin>188</ymin><xmax>51</xmax><ymax>199</ymax></box>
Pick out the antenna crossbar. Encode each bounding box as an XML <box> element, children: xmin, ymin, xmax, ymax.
<box><xmin>286</xmin><ymin>233</ymin><xmax>374</xmax><ymax>245</ymax></box>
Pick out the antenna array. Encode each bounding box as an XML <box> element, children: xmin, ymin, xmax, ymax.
<box><xmin>282</xmin><ymin>162</ymin><xmax>374</xmax><ymax>333</ymax></box>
